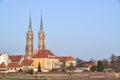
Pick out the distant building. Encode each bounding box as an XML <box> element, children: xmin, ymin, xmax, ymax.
<box><xmin>0</xmin><ymin>54</ymin><xmax>10</xmax><ymax>66</ymax></box>
<box><xmin>32</xmin><ymin>49</ymin><xmax>59</xmax><ymax>72</ymax></box>
<box><xmin>21</xmin><ymin>58</ymin><xmax>33</xmax><ymax>72</ymax></box>
<box><xmin>57</xmin><ymin>56</ymin><xmax>76</xmax><ymax>67</ymax></box>
<box><xmin>9</xmin><ymin>55</ymin><xmax>24</xmax><ymax>64</ymax></box>
<box><xmin>7</xmin><ymin>63</ymin><xmax>21</xmax><ymax>72</ymax></box>
<box><xmin>8</xmin><ymin>55</ymin><xmax>24</xmax><ymax>72</ymax></box>
<box><xmin>0</xmin><ymin>54</ymin><xmax>33</xmax><ymax>73</ymax></box>
<box><xmin>0</xmin><ymin>62</ymin><xmax>7</xmax><ymax>72</ymax></box>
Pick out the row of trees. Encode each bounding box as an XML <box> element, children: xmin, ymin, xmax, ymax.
<box><xmin>76</xmin><ymin>54</ymin><xmax>120</xmax><ymax>72</ymax></box>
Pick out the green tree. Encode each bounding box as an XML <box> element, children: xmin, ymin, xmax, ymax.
<box><xmin>90</xmin><ymin>65</ymin><xmax>96</xmax><ymax>72</ymax></box>
<box><xmin>38</xmin><ymin>62</ymin><xmax>41</xmax><ymax>72</ymax></box>
<box><xmin>29</xmin><ymin>69</ymin><xmax>34</xmax><ymax>75</ymax></box>
<box><xmin>96</xmin><ymin>60</ymin><xmax>104</xmax><ymax>72</ymax></box>
<box><xmin>19</xmin><ymin>68</ymin><xmax>22</xmax><ymax>72</ymax></box>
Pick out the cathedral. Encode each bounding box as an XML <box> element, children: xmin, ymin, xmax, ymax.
<box><xmin>25</xmin><ymin>13</ymin><xmax>46</xmax><ymax>58</ymax></box>
<box><xmin>25</xmin><ymin>13</ymin><xmax>60</xmax><ymax>71</ymax></box>
<box><xmin>25</xmin><ymin>12</ymin><xmax>75</xmax><ymax>71</ymax></box>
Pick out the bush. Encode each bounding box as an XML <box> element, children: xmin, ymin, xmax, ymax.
<box><xmin>28</xmin><ymin>69</ymin><xmax>34</xmax><ymax>75</ymax></box>
<box><xmin>18</xmin><ymin>68</ymin><xmax>23</xmax><ymax>72</ymax></box>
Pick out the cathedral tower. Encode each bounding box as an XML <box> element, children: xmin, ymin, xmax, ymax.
<box><xmin>38</xmin><ymin>14</ymin><xmax>46</xmax><ymax>50</ymax></box>
<box><xmin>25</xmin><ymin>12</ymin><xmax>34</xmax><ymax>57</ymax></box>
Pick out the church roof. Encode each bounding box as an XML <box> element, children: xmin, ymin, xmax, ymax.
<box><xmin>21</xmin><ymin>58</ymin><xmax>33</xmax><ymax>66</ymax></box>
<box><xmin>9</xmin><ymin>55</ymin><xmax>23</xmax><ymax>62</ymax></box>
<box><xmin>32</xmin><ymin>49</ymin><xmax>56</xmax><ymax>58</ymax></box>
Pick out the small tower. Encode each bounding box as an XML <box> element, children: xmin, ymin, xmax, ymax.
<box><xmin>25</xmin><ymin>12</ymin><xmax>34</xmax><ymax>58</ymax></box>
<box><xmin>38</xmin><ymin>14</ymin><xmax>46</xmax><ymax>50</ymax></box>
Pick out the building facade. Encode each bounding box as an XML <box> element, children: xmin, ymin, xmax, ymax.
<box><xmin>0</xmin><ymin>54</ymin><xmax>10</xmax><ymax>66</ymax></box>
<box><xmin>32</xmin><ymin>49</ymin><xmax>59</xmax><ymax>72</ymax></box>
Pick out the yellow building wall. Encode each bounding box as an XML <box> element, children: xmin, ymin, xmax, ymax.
<box><xmin>65</xmin><ymin>61</ymin><xmax>76</xmax><ymax>67</ymax></box>
<box><xmin>32</xmin><ymin>58</ymin><xmax>60</xmax><ymax>70</ymax></box>
<box><xmin>31</xmin><ymin>58</ymin><xmax>45</xmax><ymax>68</ymax></box>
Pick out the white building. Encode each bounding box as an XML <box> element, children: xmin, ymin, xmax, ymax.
<box><xmin>0</xmin><ymin>54</ymin><xmax>10</xmax><ymax>66</ymax></box>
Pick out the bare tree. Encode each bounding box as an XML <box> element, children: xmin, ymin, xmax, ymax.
<box><xmin>75</xmin><ymin>58</ymin><xmax>83</xmax><ymax>67</ymax></box>
<box><xmin>109</xmin><ymin>54</ymin><xmax>120</xmax><ymax>72</ymax></box>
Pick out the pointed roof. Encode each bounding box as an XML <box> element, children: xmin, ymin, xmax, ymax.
<box><xmin>21</xmin><ymin>58</ymin><xmax>33</xmax><ymax>66</ymax></box>
<box><xmin>40</xmin><ymin>13</ymin><xmax>43</xmax><ymax>32</ymax></box>
<box><xmin>0</xmin><ymin>62</ymin><xmax>6</xmax><ymax>68</ymax></box>
<box><xmin>28</xmin><ymin>11</ymin><xmax>32</xmax><ymax>32</ymax></box>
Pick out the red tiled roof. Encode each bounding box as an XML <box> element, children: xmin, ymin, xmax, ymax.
<box><xmin>9</xmin><ymin>55</ymin><xmax>23</xmax><ymax>62</ymax></box>
<box><xmin>32</xmin><ymin>49</ymin><xmax>56</xmax><ymax>58</ymax></box>
<box><xmin>57</xmin><ymin>56</ymin><xmax>75</xmax><ymax>62</ymax></box>
<box><xmin>80</xmin><ymin>61</ymin><xmax>94</xmax><ymax>67</ymax></box>
<box><xmin>87</xmin><ymin>64</ymin><xmax>92</xmax><ymax>68</ymax></box>
<box><xmin>21</xmin><ymin>59</ymin><xmax>33</xmax><ymax>66</ymax></box>
<box><xmin>7</xmin><ymin>63</ymin><xmax>21</xmax><ymax>68</ymax></box>
<box><xmin>0</xmin><ymin>62</ymin><xmax>6</xmax><ymax>68</ymax></box>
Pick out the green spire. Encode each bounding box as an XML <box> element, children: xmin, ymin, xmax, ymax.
<box><xmin>40</xmin><ymin>13</ymin><xmax>43</xmax><ymax>32</ymax></box>
<box><xmin>29</xmin><ymin>11</ymin><xmax>32</xmax><ymax>31</ymax></box>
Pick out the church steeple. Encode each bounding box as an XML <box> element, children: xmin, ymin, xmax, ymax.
<box><xmin>38</xmin><ymin>13</ymin><xmax>46</xmax><ymax>50</ymax></box>
<box><xmin>25</xmin><ymin>11</ymin><xmax>34</xmax><ymax>58</ymax></box>
<box><xmin>28</xmin><ymin>11</ymin><xmax>32</xmax><ymax>31</ymax></box>
<box><xmin>40</xmin><ymin>13</ymin><xmax>43</xmax><ymax>32</ymax></box>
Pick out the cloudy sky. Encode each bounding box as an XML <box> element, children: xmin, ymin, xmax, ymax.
<box><xmin>0</xmin><ymin>0</ymin><xmax>120</xmax><ymax>60</ymax></box>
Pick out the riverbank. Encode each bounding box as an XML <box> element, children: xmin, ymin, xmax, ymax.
<box><xmin>0</xmin><ymin>72</ymin><xmax>120</xmax><ymax>80</ymax></box>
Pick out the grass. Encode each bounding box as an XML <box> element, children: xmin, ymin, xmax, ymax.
<box><xmin>7</xmin><ymin>78</ymin><xmax>32</xmax><ymax>80</ymax></box>
<box><xmin>7</xmin><ymin>78</ymin><xmax>34</xmax><ymax>80</ymax></box>
<box><xmin>6</xmin><ymin>78</ymin><xmax>48</xmax><ymax>80</ymax></box>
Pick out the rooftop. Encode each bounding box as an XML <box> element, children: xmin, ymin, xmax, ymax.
<box><xmin>32</xmin><ymin>49</ymin><xmax>56</xmax><ymax>58</ymax></box>
<box><xmin>7</xmin><ymin>63</ymin><xmax>21</xmax><ymax>68</ymax></box>
<box><xmin>57</xmin><ymin>56</ymin><xmax>75</xmax><ymax>61</ymax></box>
<box><xmin>9</xmin><ymin>55</ymin><xmax>23</xmax><ymax>62</ymax></box>
<box><xmin>21</xmin><ymin>58</ymin><xmax>33</xmax><ymax>66</ymax></box>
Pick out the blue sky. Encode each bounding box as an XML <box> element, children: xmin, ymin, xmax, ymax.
<box><xmin>0</xmin><ymin>0</ymin><xmax>120</xmax><ymax>60</ymax></box>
